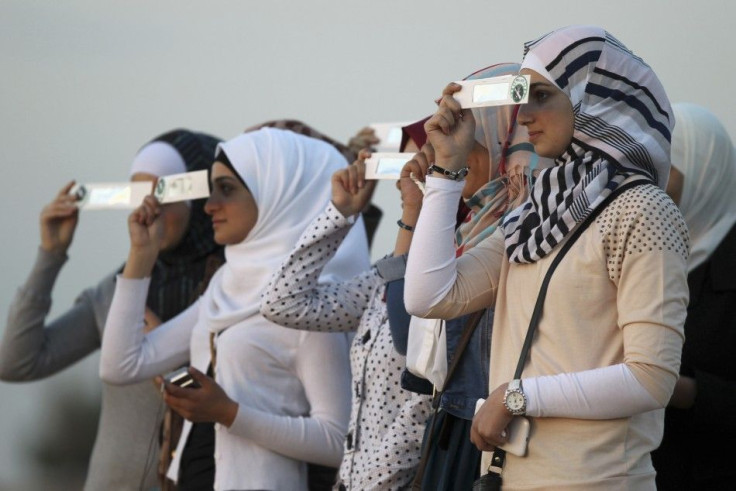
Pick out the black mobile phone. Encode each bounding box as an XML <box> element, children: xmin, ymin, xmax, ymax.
<box><xmin>164</xmin><ymin>366</ymin><xmax>200</xmax><ymax>389</ymax></box>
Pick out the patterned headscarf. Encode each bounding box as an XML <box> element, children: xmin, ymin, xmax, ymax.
<box><xmin>502</xmin><ymin>25</ymin><xmax>674</xmax><ymax>263</ymax></box>
<box><xmin>139</xmin><ymin>129</ymin><xmax>225</xmax><ymax>321</ymax></box>
<box><xmin>454</xmin><ymin>63</ymin><xmax>551</xmax><ymax>256</ymax></box>
<box><xmin>671</xmin><ymin>103</ymin><xmax>736</xmax><ymax>272</ymax></box>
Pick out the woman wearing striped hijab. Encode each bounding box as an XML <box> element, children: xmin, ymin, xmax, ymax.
<box><xmin>404</xmin><ymin>25</ymin><xmax>689</xmax><ymax>489</ymax></box>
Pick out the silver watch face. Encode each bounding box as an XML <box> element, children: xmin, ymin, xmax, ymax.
<box><xmin>507</xmin><ymin>391</ymin><xmax>525</xmax><ymax>411</ymax></box>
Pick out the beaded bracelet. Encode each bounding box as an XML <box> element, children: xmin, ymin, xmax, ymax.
<box><xmin>397</xmin><ymin>219</ymin><xmax>415</xmax><ymax>232</ymax></box>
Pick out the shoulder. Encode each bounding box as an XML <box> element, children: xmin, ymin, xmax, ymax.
<box><xmin>594</xmin><ymin>183</ymin><xmax>689</xmax><ymax>281</ymax></box>
<box><xmin>596</xmin><ymin>183</ymin><xmax>689</xmax><ymax>254</ymax></box>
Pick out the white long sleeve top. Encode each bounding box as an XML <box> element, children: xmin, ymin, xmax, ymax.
<box><xmin>100</xmin><ymin>277</ymin><xmax>351</xmax><ymax>491</ymax></box>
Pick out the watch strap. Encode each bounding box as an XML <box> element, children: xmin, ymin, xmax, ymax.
<box><xmin>428</xmin><ymin>163</ymin><xmax>469</xmax><ymax>181</ymax></box>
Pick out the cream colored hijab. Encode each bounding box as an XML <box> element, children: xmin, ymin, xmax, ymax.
<box><xmin>672</xmin><ymin>103</ymin><xmax>736</xmax><ymax>271</ymax></box>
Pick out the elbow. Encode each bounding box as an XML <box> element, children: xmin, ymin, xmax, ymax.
<box><xmin>403</xmin><ymin>292</ymin><xmax>433</xmax><ymax>318</ymax></box>
<box><xmin>322</xmin><ymin>428</ymin><xmax>346</xmax><ymax>467</ymax></box>
<box><xmin>313</xmin><ymin>415</ymin><xmax>349</xmax><ymax>467</ymax></box>
<box><xmin>0</xmin><ymin>366</ymin><xmax>24</xmax><ymax>382</ymax></box>
<box><xmin>0</xmin><ymin>355</ymin><xmax>39</xmax><ymax>382</ymax></box>
<box><xmin>99</xmin><ymin>363</ymin><xmax>133</xmax><ymax>386</ymax></box>
<box><xmin>259</xmin><ymin>299</ymin><xmax>285</xmax><ymax>325</ymax></box>
<box><xmin>259</xmin><ymin>300</ymin><xmax>275</xmax><ymax>322</ymax></box>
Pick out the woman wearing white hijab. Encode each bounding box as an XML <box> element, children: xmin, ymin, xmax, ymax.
<box><xmin>100</xmin><ymin>128</ymin><xmax>370</xmax><ymax>490</ymax></box>
<box><xmin>404</xmin><ymin>26</ymin><xmax>688</xmax><ymax>489</ymax></box>
<box><xmin>653</xmin><ymin>103</ymin><xmax>736</xmax><ymax>490</ymax></box>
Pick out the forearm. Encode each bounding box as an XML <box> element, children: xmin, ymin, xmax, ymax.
<box><xmin>522</xmin><ymin>320</ymin><xmax>682</xmax><ymax>419</ymax></box>
<box><xmin>393</xmin><ymin>204</ymin><xmax>421</xmax><ymax>256</ymax></box>
<box><xmin>0</xmin><ymin>249</ymin><xmax>99</xmax><ymax>380</ymax></box>
<box><xmin>261</xmin><ymin>203</ymin><xmax>370</xmax><ymax>332</ymax></box>
<box><xmin>227</xmin><ymin>403</ymin><xmax>346</xmax><ymax>467</ymax></box>
<box><xmin>524</xmin><ymin>364</ymin><xmax>661</xmax><ymax>419</ymax></box>
<box><xmin>405</xmin><ymin>177</ymin><xmax>499</xmax><ymax>319</ymax></box>
<box><xmin>404</xmin><ymin>177</ymin><xmax>463</xmax><ymax>316</ymax></box>
<box><xmin>99</xmin><ymin>276</ymin><xmax>191</xmax><ymax>384</ymax></box>
<box><xmin>222</xmin><ymin>332</ymin><xmax>351</xmax><ymax>466</ymax></box>
<box><xmin>122</xmin><ymin>246</ymin><xmax>158</xmax><ymax>279</ymax></box>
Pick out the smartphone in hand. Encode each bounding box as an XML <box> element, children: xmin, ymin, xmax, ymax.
<box><xmin>164</xmin><ymin>366</ymin><xmax>200</xmax><ymax>389</ymax></box>
<box><xmin>475</xmin><ymin>398</ymin><xmax>531</xmax><ymax>457</ymax></box>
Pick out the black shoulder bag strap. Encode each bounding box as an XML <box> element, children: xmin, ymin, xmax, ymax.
<box><xmin>475</xmin><ymin>179</ymin><xmax>646</xmax><ymax>490</ymax></box>
<box><xmin>410</xmin><ymin>308</ymin><xmax>486</xmax><ymax>490</ymax></box>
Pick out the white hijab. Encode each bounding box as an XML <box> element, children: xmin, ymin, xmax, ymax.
<box><xmin>129</xmin><ymin>141</ymin><xmax>187</xmax><ymax>177</ymax></box>
<box><xmin>672</xmin><ymin>103</ymin><xmax>736</xmax><ymax>271</ymax></box>
<box><xmin>201</xmin><ymin>127</ymin><xmax>369</xmax><ymax>334</ymax></box>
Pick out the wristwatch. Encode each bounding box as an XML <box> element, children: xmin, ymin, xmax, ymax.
<box><xmin>503</xmin><ymin>379</ymin><xmax>527</xmax><ymax>416</ymax></box>
<box><xmin>428</xmin><ymin>163</ymin><xmax>469</xmax><ymax>181</ymax></box>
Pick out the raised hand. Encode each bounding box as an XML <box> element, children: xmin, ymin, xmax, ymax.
<box><xmin>331</xmin><ymin>149</ymin><xmax>377</xmax><ymax>218</ymax></box>
<box><xmin>424</xmin><ymin>83</ymin><xmax>476</xmax><ymax>171</ymax></box>
<box><xmin>347</xmin><ymin>126</ymin><xmax>380</xmax><ymax>155</ymax></box>
<box><xmin>122</xmin><ymin>195</ymin><xmax>165</xmax><ymax>279</ymax></box>
<box><xmin>396</xmin><ymin>143</ymin><xmax>434</xmax><ymax>213</ymax></box>
<box><xmin>128</xmin><ymin>195</ymin><xmax>165</xmax><ymax>252</ymax></box>
<box><xmin>40</xmin><ymin>181</ymin><xmax>80</xmax><ymax>254</ymax></box>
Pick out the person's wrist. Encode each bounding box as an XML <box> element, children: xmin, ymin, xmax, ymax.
<box><xmin>397</xmin><ymin>219</ymin><xmax>415</xmax><ymax>232</ymax></box>
<box><xmin>220</xmin><ymin>400</ymin><xmax>239</xmax><ymax>428</ymax></box>
<box><xmin>433</xmin><ymin>153</ymin><xmax>469</xmax><ymax>172</ymax></box>
<box><xmin>40</xmin><ymin>242</ymin><xmax>68</xmax><ymax>255</ymax></box>
<box><xmin>400</xmin><ymin>205</ymin><xmax>421</xmax><ymax>223</ymax></box>
<box><xmin>331</xmin><ymin>200</ymin><xmax>356</xmax><ymax>219</ymax></box>
<box><xmin>123</xmin><ymin>247</ymin><xmax>158</xmax><ymax>278</ymax></box>
<box><xmin>429</xmin><ymin>163</ymin><xmax>469</xmax><ymax>181</ymax></box>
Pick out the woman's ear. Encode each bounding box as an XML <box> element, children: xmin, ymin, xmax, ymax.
<box><xmin>665</xmin><ymin>166</ymin><xmax>685</xmax><ymax>206</ymax></box>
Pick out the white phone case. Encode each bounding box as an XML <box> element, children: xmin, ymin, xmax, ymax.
<box><xmin>474</xmin><ymin>398</ymin><xmax>531</xmax><ymax>457</ymax></box>
<box><xmin>499</xmin><ymin>416</ymin><xmax>530</xmax><ymax>457</ymax></box>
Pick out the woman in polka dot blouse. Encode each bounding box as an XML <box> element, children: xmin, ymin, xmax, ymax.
<box><xmin>262</xmin><ymin>147</ymin><xmax>434</xmax><ymax>490</ymax></box>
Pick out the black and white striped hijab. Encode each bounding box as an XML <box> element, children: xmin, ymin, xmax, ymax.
<box><xmin>502</xmin><ymin>25</ymin><xmax>674</xmax><ymax>263</ymax></box>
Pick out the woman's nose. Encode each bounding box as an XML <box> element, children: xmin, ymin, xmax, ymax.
<box><xmin>204</xmin><ymin>196</ymin><xmax>217</xmax><ymax>215</ymax></box>
<box><xmin>517</xmin><ymin>104</ymin><xmax>532</xmax><ymax>126</ymax></box>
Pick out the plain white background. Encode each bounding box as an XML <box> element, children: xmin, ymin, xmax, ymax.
<box><xmin>1</xmin><ymin>1</ymin><xmax>733</xmax><ymax>487</ymax></box>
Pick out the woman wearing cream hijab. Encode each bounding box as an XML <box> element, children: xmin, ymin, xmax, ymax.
<box><xmin>654</xmin><ymin>103</ymin><xmax>736</xmax><ymax>490</ymax></box>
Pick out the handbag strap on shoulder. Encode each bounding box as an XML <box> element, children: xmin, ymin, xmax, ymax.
<box><xmin>513</xmin><ymin>179</ymin><xmax>645</xmax><ymax>379</ymax></box>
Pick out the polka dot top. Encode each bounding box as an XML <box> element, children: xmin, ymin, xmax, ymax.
<box><xmin>597</xmin><ymin>183</ymin><xmax>689</xmax><ymax>282</ymax></box>
<box><xmin>262</xmin><ymin>202</ymin><xmax>431</xmax><ymax>490</ymax></box>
